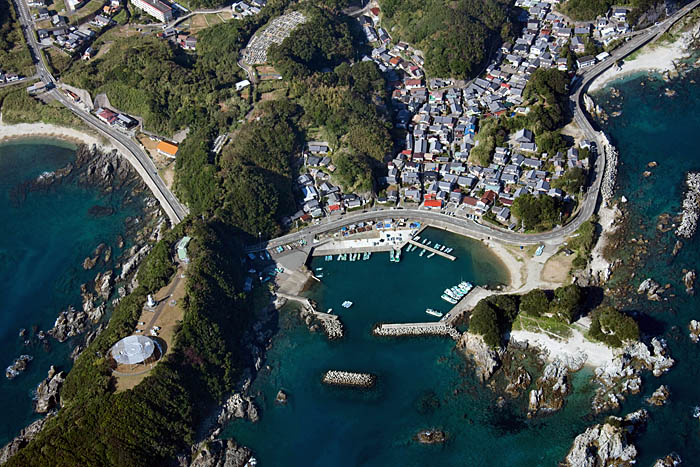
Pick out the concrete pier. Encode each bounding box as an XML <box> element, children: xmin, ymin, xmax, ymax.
<box><xmin>373</xmin><ymin>322</ymin><xmax>461</xmax><ymax>340</ymax></box>
<box><xmin>406</xmin><ymin>239</ymin><xmax>456</xmax><ymax>260</ymax></box>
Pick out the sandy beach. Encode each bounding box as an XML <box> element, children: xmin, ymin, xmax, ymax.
<box><xmin>510</xmin><ymin>327</ymin><xmax>614</xmax><ymax>367</ymax></box>
<box><xmin>0</xmin><ymin>118</ymin><xmax>112</xmax><ymax>150</ymax></box>
<box><xmin>589</xmin><ymin>21</ymin><xmax>699</xmax><ymax>92</ymax></box>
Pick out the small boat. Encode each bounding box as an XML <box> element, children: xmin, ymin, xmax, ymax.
<box><xmin>441</xmin><ymin>294</ymin><xmax>458</xmax><ymax>304</ymax></box>
<box><xmin>440</xmin><ymin>245</ymin><xmax>446</xmax><ymax>252</ymax></box>
<box><xmin>389</xmin><ymin>249</ymin><xmax>395</xmax><ymax>262</ymax></box>
<box><xmin>316</xmin><ymin>273</ymin><xmax>324</xmax><ymax>278</ymax></box>
<box><xmin>327</xmin><ymin>308</ymin><xmax>333</xmax><ymax>314</ymax></box>
<box><xmin>315</xmin><ymin>267</ymin><xmax>323</xmax><ymax>271</ymax></box>
<box><xmin>426</xmin><ymin>308</ymin><xmax>443</xmax><ymax>318</ymax></box>
<box><xmin>414</xmin><ymin>236</ymin><xmax>421</xmax><ymax>242</ymax></box>
<box><xmin>535</xmin><ymin>244</ymin><xmax>545</xmax><ymax>256</ymax></box>
<box><xmin>694</xmin><ymin>406</ymin><xmax>700</xmax><ymax>418</ymax></box>
<box><xmin>395</xmin><ymin>249</ymin><xmax>401</xmax><ymax>262</ymax></box>
<box><xmin>427</xmin><ymin>252</ymin><xmax>436</xmax><ymax>258</ymax></box>
<box><xmin>422</xmin><ymin>238</ymin><xmax>428</xmax><ymax>244</ymax></box>
<box><xmin>445</xmin><ymin>248</ymin><xmax>453</xmax><ymax>254</ymax></box>
<box><xmin>419</xmin><ymin>249</ymin><xmax>426</xmax><ymax>257</ymax></box>
<box><xmin>342</xmin><ymin>300</ymin><xmax>353</xmax><ymax>308</ymax></box>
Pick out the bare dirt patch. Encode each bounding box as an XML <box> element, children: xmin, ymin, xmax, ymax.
<box><xmin>541</xmin><ymin>251</ymin><xmax>574</xmax><ymax>285</ymax></box>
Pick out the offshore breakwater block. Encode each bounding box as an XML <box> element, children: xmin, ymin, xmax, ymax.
<box><xmin>321</xmin><ymin>370</ymin><xmax>377</xmax><ymax>388</ymax></box>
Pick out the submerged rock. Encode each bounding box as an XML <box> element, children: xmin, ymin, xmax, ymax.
<box><xmin>414</xmin><ymin>429</ymin><xmax>446</xmax><ymax>445</ymax></box>
<box><xmin>275</xmin><ymin>390</ymin><xmax>288</xmax><ymax>405</ymax></box>
<box><xmin>458</xmin><ymin>332</ymin><xmax>502</xmax><ymax>382</ymax></box>
<box><xmin>34</xmin><ymin>366</ymin><xmax>65</xmax><ymax>413</ymax></box>
<box><xmin>638</xmin><ymin>278</ymin><xmax>663</xmax><ymax>300</ymax></box>
<box><xmin>563</xmin><ymin>409</ymin><xmax>648</xmax><ymax>466</ymax></box>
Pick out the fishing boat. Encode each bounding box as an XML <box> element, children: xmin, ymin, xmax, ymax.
<box><xmin>389</xmin><ymin>249</ymin><xmax>395</xmax><ymax>262</ymax></box>
<box><xmin>440</xmin><ymin>245</ymin><xmax>446</xmax><ymax>252</ymax></box>
<box><xmin>535</xmin><ymin>244</ymin><xmax>545</xmax><ymax>256</ymax></box>
<box><xmin>327</xmin><ymin>308</ymin><xmax>333</xmax><ymax>314</ymax></box>
<box><xmin>445</xmin><ymin>248</ymin><xmax>453</xmax><ymax>254</ymax></box>
<box><xmin>427</xmin><ymin>252</ymin><xmax>436</xmax><ymax>258</ymax></box>
<box><xmin>315</xmin><ymin>267</ymin><xmax>323</xmax><ymax>271</ymax></box>
<box><xmin>414</xmin><ymin>236</ymin><xmax>421</xmax><ymax>242</ymax></box>
<box><xmin>693</xmin><ymin>406</ymin><xmax>700</xmax><ymax>418</ymax></box>
<box><xmin>422</xmin><ymin>238</ymin><xmax>428</xmax><ymax>244</ymax></box>
<box><xmin>426</xmin><ymin>308</ymin><xmax>443</xmax><ymax>318</ymax></box>
<box><xmin>342</xmin><ymin>300</ymin><xmax>353</xmax><ymax>308</ymax></box>
<box><xmin>419</xmin><ymin>248</ymin><xmax>426</xmax><ymax>257</ymax></box>
<box><xmin>316</xmin><ymin>273</ymin><xmax>324</xmax><ymax>278</ymax></box>
<box><xmin>441</xmin><ymin>294</ymin><xmax>458</xmax><ymax>304</ymax></box>
<box><xmin>395</xmin><ymin>249</ymin><xmax>401</xmax><ymax>262</ymax></box>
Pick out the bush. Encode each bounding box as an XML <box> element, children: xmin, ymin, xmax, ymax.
<box><xmin>469</xmin><ymin>300</ymin><xmax>501</xmax><ymax>348</ymax></box>
<box><xmin>550</xmin><ymin>284</ymin><xmax>583</xmax><ymax>323</ymax></box>
<box><xmin>512</xmin><ymin>194</ymin><xmax>561</xmax><ymax>231</ymax></box>
<box><xmin>589</xmin><ymin>306</ymin><xmax>639</xmax><ymax>347</ymax></box>
<box><xmin>137</xmin><ymin>240</ymin><xmax>176</xmax><ymax>293</ymax></box>
<box><xmin>519</xmin><ymin>289</ymin><xmax>550</xmax><ymax>317</ymax></box>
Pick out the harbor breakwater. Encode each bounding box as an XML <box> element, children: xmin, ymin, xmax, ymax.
<box><xmin>321</xmin><ymin>370</ymin><xmax>376</xmax><ymax>388</ymax></box>
<box><xmin>599</xmin><ymin>132</ymin><xmax>619</xmax><ymax>202</ymax></box>
<box><xmin>676</xmin><ymin>172</ymin><xmax>700</xmax><ymax>238</ymax></box>
<box><xmin>373</xmin><ymin>323</ymin><xmax>461</xmax><ymax>341</ymax></box>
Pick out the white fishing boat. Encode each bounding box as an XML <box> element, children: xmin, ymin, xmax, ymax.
<box><xmin>441</xmin><ymin>294</ymin><xmax>457</xmax><ymax>304</ymax></box>
<box><xmin>327</xmin><ymin>308</ymin><xmax>333</xmax><ymax>314</ymax></box>
<box><xmin>425</xmin><ymin>308</ymin><xmax>443</xmax><ymax>317</ymax></box>
<box><xmin>342</xmin><ymin>300</ymin><xmax>353</xmax><ymax>308</ymax></box>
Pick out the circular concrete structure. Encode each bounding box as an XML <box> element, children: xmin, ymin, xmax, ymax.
<box><xmin>110</xmin><ymin>335</ymin><xmax>156</xmax><ymax>365</ymax></box>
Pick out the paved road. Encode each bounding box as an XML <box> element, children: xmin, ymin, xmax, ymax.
<box><xmin>263</xmin><ymin>0</ymin><xmax>699</xmax><ymax>250</ymax></box>
<box><xmin>11</xmin><ymin>0</ymin><xmax>189</xmax><ymax>225</ymax></box>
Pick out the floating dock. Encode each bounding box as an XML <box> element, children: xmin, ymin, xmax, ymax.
<box><xmin>406</xmin><ymin>239</ymin><xmax>456</xmax><ymax>260</ymax></box>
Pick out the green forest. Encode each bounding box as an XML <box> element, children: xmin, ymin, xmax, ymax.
<box><xmin>378</xmin><ymin>0</ymin><xmax>514</xmax><ymax>78</ymax></box>
<box><xmin>8</xmin><ymin>220</ymin><xmax>252</xmax><ymax>466</ymax></box>
<box><xmin>468</xmin><ymin>284</ymin><xmax>585</xmax><ymax>347</ymax></box>
<box><xmin>0</xmin><ymin>1</ymin><xmax>33</xmax><ymax>76</ymax></box>
<box><xmin>562</xmin><ymin>0</ymin><xmax>662</xmax><ymax>23</ymax></box>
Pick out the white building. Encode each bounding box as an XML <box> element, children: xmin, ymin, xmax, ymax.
<box><xmin>130</xmin><ymin>0</ymin><xmax>173</xmax><ymax>22</ymax></box>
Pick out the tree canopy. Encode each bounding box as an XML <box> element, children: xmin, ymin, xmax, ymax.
<box><xmin>589</xmin><ymin>306</ymin><xmax>640</xmax><ymax>347</ymax></box>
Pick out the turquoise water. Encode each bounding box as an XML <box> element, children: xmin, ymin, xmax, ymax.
<box><xmin>0</xmin><ymin>139</ymin><xmax>144</xmax><ymax>445</ymax></box>
<box><xmin>592</xmin><ymin>68</ymin><xmax>700</xmax><ymax>463</ymax></box>
<box><xmin>223</xmin><ymin>230</ymin><xmax>601</xmax><ymax>465</ymax></box>
<box><xmin>223</xmin><ymin>69</ymin><xmax>700</xmax><ymax>465</ymax></box>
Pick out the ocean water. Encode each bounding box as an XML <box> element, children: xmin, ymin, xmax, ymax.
<box><xmin>223</xmin><ymin>69</ymin><xmax>700</xmax><ymax>465</ymax></box>
<box><xmin>0</xmin><ymin>139</ymin><xmax>144</xmax><ymax>446</ymax></box>
<box><xmin>222</xmin><ymin>230</ymin><xmax>601</xmax><ymax>465</ymax></box>
<box><xmin>592</xmin><ymin>68</ymin><xmax>700</xmax><ymax>463</ymax></box>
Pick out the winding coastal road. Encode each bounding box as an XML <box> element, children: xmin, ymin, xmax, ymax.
<box><xmin>262</xmin><ymin>0</ymin><xmax>699</xmax><ymax>250</ymax></box>
<box><xmin>11</xmin><ymin>0</ymin><xmax>188</xmax><ymax>225</ymax></box>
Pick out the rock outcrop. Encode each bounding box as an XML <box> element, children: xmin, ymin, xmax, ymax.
<box><xmin>645</xmin><ymin>385</ymin><xmax>670</xmax><ymax>406</ymax></box>
<box><xmin>654</xmin><ymin>452</ymin><xmax>682</xmax><ymax>467</ymax></box>
<box><xmin>683</xmin><ymin>269</ymin><xmax>696</xmax><ymax>295</ymax></box>
<box><xmin>188</xmin><ymin>439</ymin><xmax>252</xmax><ymax>467</ymax></box>
<box><xmin>413</xmin><ymin>429</ymin><xmax>446</xmax><ymax>444</ymax></box>
<box><xmin>0</xmin><ymin>414</ymin><xmax>52</xmax><ymax>464</ymax></box>
<box><xmin>5</xmin><ymin>355</ymin><xmax>33</xmax><ymax>379</ymax></box>
<box><xmin>34</xmin><ymin>366</ymin><xmax>65</xmax><ymax>413</ymax></box>
<box><xmin>505</xmin><ymin>366</ymin><xmax>531</xmax><ymax>398</ymax></box>
<box><xmin>638</xmin><ymin>278</ymin><xmax>663</xmax><ymax>301</ymax></box>
<box><xmin>458</xmin><ymin>332</ymin><xmax>502</xmax><ymax>382</ymax></box>
<box><xmin>528</xmin><ymin>354</ymin><xmax>586</xmax><ymax>417</ymax></box>
<box><xmin>48</xmin><ymin>306</ymin><xmax>89</xmax><ymax>342</ymax></box>
<box><xmin>120</xmin><ymin>244</ymin><xmax>152</xmax><ymax>280</ymax></box>
<box><xmin>689</xmin><ymin>320</ymin><xmax>700</xmax><ymax>343</ymax></box>
<box><xmin>592</xmin><ymin>338</ymin><xmax>674</xmax><ymax>414</ymax></box>
<box><xmin>217</xmin><ymin>393</ymin><xmax>260</xmax><ymax>425</ymax></box>
<box><xmin>563</xmin><ymin>409</ymin><xmax>648</xmax><ymax>466</ymax></box>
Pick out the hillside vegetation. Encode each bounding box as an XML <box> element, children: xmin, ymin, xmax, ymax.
<box><xmin>378</xmin><ymin>0</ymin><xmax>514</xmax><ymax>78</ymax></box>
<box><xmin>0</xmin><ymin>1</ymin><xmax>33</xmax><ymax>76</ymax></box>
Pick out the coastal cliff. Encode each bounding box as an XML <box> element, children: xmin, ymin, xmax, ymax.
<box><xmin>458</xmin><ymin>332</ymin><xmax>502</xmax><ymax>382</ymax></box>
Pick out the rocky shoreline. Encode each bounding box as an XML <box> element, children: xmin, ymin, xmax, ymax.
<box><xmin>1</xmin><ymin>144</ymin><xmax>166</xmax><ymax>464</ymax></box>
<box><xmin>675</xmin><ymin>171</ymin><xmax>700</xmax><ymax>238</ymax></box>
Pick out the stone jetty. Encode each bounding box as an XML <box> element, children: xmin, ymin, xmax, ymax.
<box><xmin>676</xmin><ymin>172</ymin><xmax>700</xmax><ymax>238</ymax></box>
<box><xmin>316</xmin><ymin>313</ymin><xmax>344</xmax><ymax>339</ymax></box>
<box><xmin>600</xmin><ymin>132</ymin><xmax>619</xmax><ymax>202</ymax></box>
<box><xmin>322</xmin><ymin>370</ymin><xmax>376</xmax><ymax>388</ymax></box>
<box><xmin>373</xmin><ymin>322</ymin><xmax>461</xmax><ymax>340</ymax></box>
